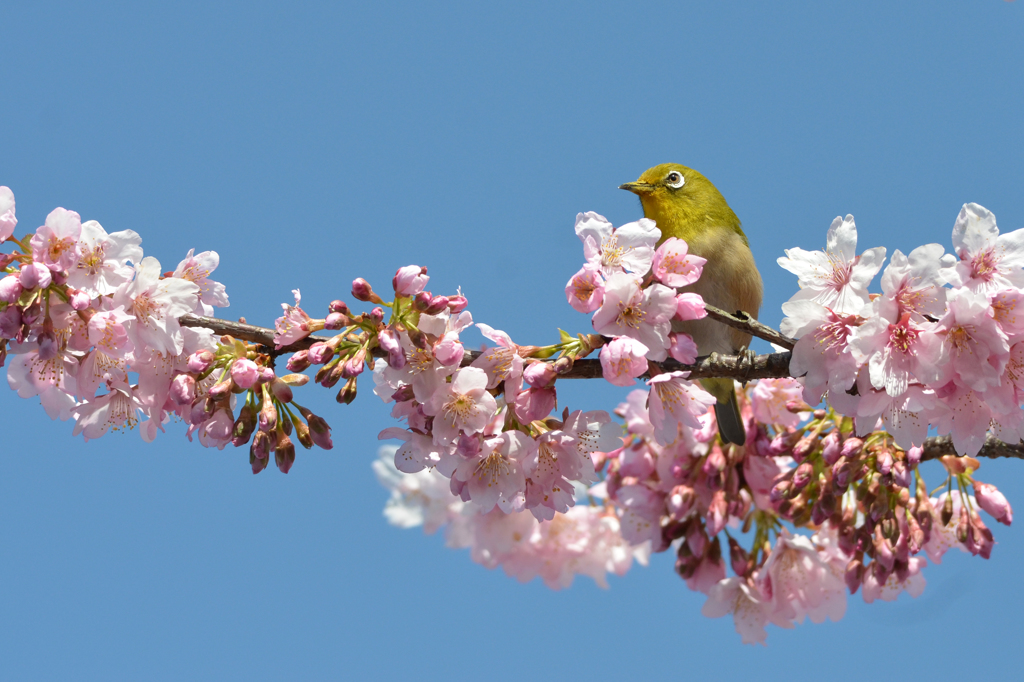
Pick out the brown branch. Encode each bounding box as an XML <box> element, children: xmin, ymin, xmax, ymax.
<box><xmin>178</xmin><ymin>313</ymin><xmax>794</xmax><ymax>379</ymax></box>
<box><xmin>920</xmin><ymin>434</ymin><xmax>1024</xmax><ymax>462</ymax></box>
<box><xmin>704</xmin><ymin>305</ymin><xmax>796</xmax><ymax>351</ymax></box>
<box><xmin>178</xmin><ymin>313</ymin><xmax>1024</xmax><ymax>462</ymax></box>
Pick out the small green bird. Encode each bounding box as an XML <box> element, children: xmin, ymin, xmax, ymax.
<box><xmin>620</xmin><ymin>163</ymin><xmax>763</xmax><ymax>445</ymax></box>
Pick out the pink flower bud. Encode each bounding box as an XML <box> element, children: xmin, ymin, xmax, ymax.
<box><xmin>251</xmin><ymin>430</ymin><xmax>272</xmax><ymax>460</ymax></box>
<box><xmin>0</xmin><ymin>304</ymin><xmax>21</xmax><ymax>338</ymax></box>
<box><xmin>187</xmin><ymin>349</ymin><xmax>215</xmax><ymax>373</ymax></box>
<box><xmin>447</xmin><ymin>295</ymin><xmax>468</xmax><ymax>313</ymax></box>
<box><xmin>378</xmin><ymin>329</ymin><xmax>405</xmax><ymax>369</ymax></box>
<box><xmin>19</xmin><ymin>262</ymin><xmax>52</xmax><ymax>290</ymax></box>
<box><xmin>351</xmin><ymin>278</ymin><xmax>379</xmax><ymax>303</ymax></box>
<box><xmin>667</xmin><ymin>332</ymin><xmax>698</xmax><ymax>364</ymax></box>
<box><xmin>434</xmin><ymin>335</ymin><xmax>464</xmax><ymax>367</ymax></box>
<box><xmin>231</xmin><ymin>358</ymin><xmax>259</xmax><ymax>389</ymax></box>
<box><xmin>841</xmin><ymin>437</ymin><xmax>864</xmax><ymax>459</ymax></box>
<box><xmin>907</xmin><ymin>446</ymin><xmax>922</xmax><ymax>468</ymax></box>
<box><xmin>675</xmin><ymin>292</ymin><xmax>707</xmax><ymax>321</ymax></box>
<box><xmin>967</xmin><ymin>511</ymin><xmax>994</xmax><ymax>558</ymax></box>
<box><xmin>341</xmin><ymin>349</ymin><xmax>366</xmax><ymax>379</ymax></box>
<box><xmin>208</xmin><ymin>379</ymin><xmax>233</xmax><ymax>400</ymax></box>
<box><xmin>974</xmin><ymin>481</ymin><xmax>1013</xmax><ymax>525</ymax></box>
<box><xmin>369</xmin><ymin>307</ymin><xmax>384</xmax><ymax>324</ymax></box>
<box><xmin>892</xmin><ymin>460</ymin><xmax>910</xmax><ymax>488</ymax></box>
<box><xmin>51</xmin><ymin>270</ymin><xmax>67</xmax><ymax>286</ymax></box>
<box><xmin>68</xmin><ymin>288</ymin><xmax>92</xmax><ymax>310</ymax></box>
<box><xmin>259</xmin><ymin>397</ymin><xmax>277</xmax><ymax>432</ymax></box>
<box><xmin>170</xmin><ymin>374</ymin><xmax>196</xmax><ymax>405</ymax></box>
<box><xmin>329</xmin><ymin>300</ymin><xmax>350</xmax><ymax>315</ymax></box>
<box><xmin>523</xmin><ymin>361</ymin><xmax>557</xmax><ymax>389</ymax></box>
<box><xmin>822</xmin><ymin>431</ymin><xmax>842</xmax><ymax>465</ymax></box>
<box><xmin>307</xmin><ymin>342</ymin><xmax>333</xmax><ymax>365</ymax></box>
<box><xmin>392</xmin><ymin>265</ymin><xmax>429</xmax><ymax>297</ymax></box>
<box><xmin>323</xmin><ymin>312</ymin><xmax>346</xmax><ymax>330</ymax></box>
<box><xmin>337</xmin><ymin>377</ymin><xmax>358</xmax><ymax>404</ymax></box>
<box><xmin>259</xmin><ymin>367</ymin><xmax>276</xmax><ymax>384</ymax></box>
<box><xmin>668</xmin><ymin>484</ymin><xmax>696</xmax><ymax>518</ymax></box>
<box><xmin>792</xmin><ymin>461</ymin><xmax>814</xmax><ymax>490</ymax></box>
<box><xmin>286</xmin><ymin>350</ymin><xmax>311</xmax><ymax>372</ymax></box>
<box><xmin>792</xmin><ymin>436</ymin><xmax>815</xmax><ymax>462</ymax></box>
<box><xmin>412</xmin><ymin>290</ymin><xmax>432</xmax><ymax>311</ymax></box>
<box><xmin>271</xmin><ymin>378</ymin><xmax>293</xmax><ymax>403</ymax></box>
<box><xmin>0</xmin><ymin>275</ymin><xmax>23</xmax><ymax>303</ymax></box>
<box><xmin>423</xmin><ymin>295</ymin><xmax>449</xmax><ymax>315</ymax></box>
<box><xmin>844</xmin><ymin>559</ymin><xmax>863</xmax><ymax>595</ymax></box>
<box><xmin>832</xmin><ymin>456</ymin><xmax>852</xmax><ymax>491</ymax></box>
<box><xmin>876</xmin><ymin>448</ymin><xmax>893</xmax><ymax>476</ymax></box>
<box><xmin>275</xmin><ymin>433</ymin><xmax>296</xmax><ymax>473</ymax></box>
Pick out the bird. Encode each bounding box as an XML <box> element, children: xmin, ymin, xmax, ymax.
<box><xmin>620</xmin><ymin>163</ymin><xmax>763</xmax><ymax>445</ymax></box>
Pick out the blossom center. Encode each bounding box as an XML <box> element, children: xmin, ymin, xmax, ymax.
<box><xmin>601</xmin><ymin>234</ymin><xmax>632</xmax><ymax>270</ymax></box>
<box><xmin>443</xmin><ymin>392</ymin><xmax>477</xmax><ymax>424</ymax></box>
<box><xmin>969</xmin><ymin>248</ymin><xmax>998</xmax><ymax>281</ymax></box>
<box><xmin>475</xmin><ymin>449</ymin><xmax>511</xmax><ymax>486</ymax></box>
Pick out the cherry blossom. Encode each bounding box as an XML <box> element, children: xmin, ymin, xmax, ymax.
<box><xmin>173</xmin><ymin>249</ymin><xmax>229</xmax><ymax>314</ymax></box>
<box><xmin>574</xmin><ymin>211</ymin><xmax>661</xmax><ymax>277</ymax></box>
<box><xmin>651</xmin><ymin>237</ymin><xmax>706</xmax><ymax>287</ymax></box>
<box><xmin>67</xmin><ymin>220</ymin><xmax>142</xmax><ymax>296</ymax></box>
<box><xmin>31</xmin><ymin>207</ymin><xmax>82</xmax><ymax>272</ymax></box>
<box><xmin>0</xmin><ymin>186</ymin><xmax>17</xmax><ymax>241</ymax></box>
<box><xmin>591</xmin><ymin>273</ymin><xmax>677</xmax><ymax>361</ymax></box>
<box><xmin>112</xmin><ymin>256</ymin><xmax>200</xmax><ymax>355</ymax></box>
<box><xmin>943</xmin><ymin>202</ymin><xmax>1024</xmax><ymax>293</ymax></box>
<box><xmin>646</xmin><ymin>372</ymin><xmax>717</xmax><ymax>445</ymax></box>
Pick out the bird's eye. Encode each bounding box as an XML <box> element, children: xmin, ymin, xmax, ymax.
<box><xmin>666</xmin><ymin>171</ymin><xmax>685</xmax><ymax>189</ymax></box>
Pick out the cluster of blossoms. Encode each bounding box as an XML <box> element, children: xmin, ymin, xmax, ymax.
<box><xmin>5</xmin><ymin>182</ymin><xmax>1020</xmax><ymax>643</ymax></box>
<box><xmin>1</xmin><ymin>187</ymin><xmax>332</xmax><ymax>471</ymax></box>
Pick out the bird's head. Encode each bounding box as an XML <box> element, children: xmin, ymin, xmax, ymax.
<box><xmin>619</xmin><ymin>163</ymin><xmax>742</xmax><ymax>242</ymax></box>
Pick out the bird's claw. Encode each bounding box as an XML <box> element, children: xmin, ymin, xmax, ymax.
<box><xmin>740</xmin><ymin>349</ymin><xmax>756</xmax><ymax>382</ymax></box>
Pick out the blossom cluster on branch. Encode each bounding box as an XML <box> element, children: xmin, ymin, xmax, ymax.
<box><xmin>1</xmin><ymin>184</ymin><xmax>1019</xmax><ymax>643</ymax></box>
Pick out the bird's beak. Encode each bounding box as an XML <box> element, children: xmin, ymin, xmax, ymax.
<box><xmin>618</xmin><ymin>181</ymin><xmax>656</xmax><ymax>196</ymax></box>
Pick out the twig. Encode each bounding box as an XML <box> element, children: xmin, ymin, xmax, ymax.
<box><xmin>179</xmin><ymin>313</ymin><xmax>1022</xmax><ymax>462</ymax></box>
<box><xmin>920</xmin><ymin>434</ymin><xmax>1024</xmax><ymax>462</ymax></box>
<box><xmin>704</xmin><ymin>304</ymin><xmax>796</xmax><ymax>351</ymax></box>
<box><xmin>179</xmin><ymin>313</ymin><xmax>793</xmax><ymax>379</ymax></box>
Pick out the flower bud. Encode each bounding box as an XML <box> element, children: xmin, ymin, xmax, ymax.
<box><xmin>523</xmin><ymin>361</ymin><xmax>557</xmax><ymax>389</ymax></box>
<box><xmin>392</xmin><ymin>265</ymin><xmax>429</xmax><ymax>297</ymax></box>
<box><xmin>412</xmin><ymin>290</ymin><xmax>432</xmax><ymax>311</ymax></box>
<box><xmin>37</xmin><ymin>330</ymin><xmax>58</xmax><ymax>361</ymax></box>
<box><xmin>876</xmin><ymin>448</ymin><xmax>893</xmax><ymax>476</ymax></box>
<box><xmin>668</xmin><ymin>484</ymin><xmax>696</xmax><ymax>519</ymax></box>
<box><xmin>187</xmin><ymin>349</ymin><xmax>216</xmax><ymax>373</ymax></box>
<box><xmin>552</xmin><ymin>355</ymin><xmax>574</xmax><ymax>374</ymax></box>
<box><xmin>369</xmin><ymin>307</ymin><xmax>384</xmax><ymax>324</ymax></box>
<box><xmin>297</xmin><ymin>406</ymin><xmax>333</xmax><ymax>449</ymax></box>
<box><xmin>770</xmin><ymin>479</ymin><xmax>793</xmax><ymax>505</ymax></box>
<box><xmin>208</xmin><ymin>379</ymin><xmax>233</xmax><ymax>401</ymax></box>
<box><xmin>317</xmin><ymin>361</ymin><xmax>345</xmax><ymax>388</ymax></box>
<box><xmin>341</xmin><ymin>349</ymin><xmax>367</xmax><ymax>379</ymax></box>
<box><xmin>337</xmin><ymin>377</ymin><xmax>358</xmax><ymax>404</ymax></box>
<box><xmin>250</xmin><ymin>448</ymin><xmax>268</xmax><ymax>474</ymax></box>
<box><xmin>251</xmin><ymin>429</ymin><xmax>272</xmax><ymax>460</ymax></box>
<box><xmin>293</xmin><ymin>418</ymin><xmax>313</xmax><ymax>449</ymax></box>
<box><xmin>329</xmin><ymin>300</ymin><xmax>350</xmax><ymax>315</ymax></box>
<box><xmin>727</xmin><ymin>537</ymin><xmax>750</xmax><ymax>577</ymax></box>
<box><xmin>956</xmin><ymin>507</ymin><xmax>969</xmax><ymax>543</ymax></box>
<box><xmin>170</xmin><ymin>374</ymin><xmax>196</xmax><ymax>405</ymax></box>
<box><xmin>907</xmin><ymin>445</ymin><xmax>922</xmax><ymax>468</ymax></box>
<box><xmin>259</xmin><ymin>394</ymin><xmax>277</xmax><ymax>433</ymax></box>
<box><xmin>0</xmin><ymin>275</ymin><xmax>23</xmax><ymax>303</ymax></box>
<box><xmin>840</xmin><ymin>437</ymin><xmax>864</xmax><ymax>459</ymax></box>
<box><xmin>324</xmin><ymin>312</ymin><xmax>348</xmax><ymax>330</ymax></box>
<box><xmin>230</xmin><ymin>358</ymin><xmax>259</xmax><ymax>390</ymax></box>
<box><xmin>941</xmin><ymin>494</ymin><xmax>955</xmax><ymax>527</ymax></box>
<box><xmin>792</xmin><ymin>461</ymin><xmax>814</xmax><ymax>491</ymax></box>
<box><xmin>271</xmin><ymin>378</ymin><xmax>293</xmax><ymax>403</ymax></box>
<box><xmin>844</xmin><ymin>559</ymin><xmax>864</xmax><ymax>595</ymax></box>
<box><xmin>821</xmin><ymin>430</ymin><xmax>842</xmax><ymax>465</ymax></box>
<box><xmin>230</xmin><ymin>403</ymin><xmax>256</xmax><ymax>444</ymax></box>
<box><xmin>447</xmin><ymin>295</ymin><xmax>468</xmax><ymax>313</ymax></box>
<box><xmin>974</xmin><ymin>481</ymin><xmax>1013</xmax><ymax>525</ymax></box>
<box><xmin>351</xmin><ymin>278</ymin><xmax>381</xmax><ymax>303</ymax></box>
<box><xmin>68</xmin><ymin>288</ymin><xmax>92</xmax><ymax>311</ymax></box>
<box><xmin>19</xmin><ymin>261</ymin><xmax>52</xmax><ymax>290</ymax></box>
<box><xmin>275</xmin><ymin>433</ymin><xmax>296</xmax><ymax>474</ymax></box>
<box><xmin>423</xmin><ymin>295</ymin><xmax>449</xmax><ymax>315</ymax></box>
<box><xmin>378</xmin><ymin>329</ymin><xmax>405</xmax><ymax>369</ymax></box>
<box><xmin>0</xmin><ymin>306</ymin><xmax>22</xmax><ymax>338</ymax></box>
<box><xmin>785</xmin><ymin>399</ymin><xmax>813</xmax><ymax>414</ymax></box>
<box><xmin>892</xmin><ymin>459</ymin><xmax>910</xmax><ymax>489</ymax></box>
<box><xmin>308</xmin><ymin>342</ymin><xmax>334</xmax><ymax>365</ymax></box>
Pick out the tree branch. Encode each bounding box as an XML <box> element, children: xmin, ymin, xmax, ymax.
<box><xmin>179</xmin><ymin>313</ymin><xmax>1024</xmax><ymax>461</ymax></box>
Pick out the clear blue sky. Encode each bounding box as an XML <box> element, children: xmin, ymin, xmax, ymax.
<box><xmin>2</xmin><ymin>1</ymin><xmax>1023</xmax><ymax>679</ymax></box>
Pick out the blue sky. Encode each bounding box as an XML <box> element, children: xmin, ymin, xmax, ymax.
<box><xmin>2</xmin><ymin>1</ymin><xmax>1023</xmax><ymax>679</ymax></box>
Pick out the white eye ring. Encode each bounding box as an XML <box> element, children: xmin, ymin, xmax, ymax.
<box><xmin>666</xmin><ymin>171</ymin><xmax>685</xmax><ymax>189</ymax></box>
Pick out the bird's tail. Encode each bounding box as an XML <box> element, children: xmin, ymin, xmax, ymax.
<box><xmin>700</xmin><ymin>377</ymin><xmax>746</xmax><ymax>446</ymax></box>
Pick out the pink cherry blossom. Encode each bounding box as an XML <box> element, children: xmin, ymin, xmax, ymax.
<box><xmin>68</xmin><ymin>220</ymin><xmax>143</xmax><ymax>296</ymax></box>
<box><xmin>575</xmin><ymin>211</ymin><xmax>661</xmax><ymax>277</ymax></box>
<box><xmin>757</xmin><ymin>533</ymin><xmax>846</xmax><ymax>625</ymax></box>
<box><xmin>877</xmin><ymin>244</ymin><xmax>953</xmax><ymax>321</ymax></box>
<box><xmin>274</xmin><ymin>289</ymin><xmax>314</xmax><ymax>348</ymax></box>
<box><xmin>784</xmin><ymin>300</ymin><xmax>860</xmax><ymax>404</ymax></box>
<box><xmin>646</xmin><ymin>371</ymin><xmax>717</xmax><ymax>446</ymax></box>
<box><xmin>943</xmin><ymin>203</ymin><xmax>1024</xmax><ymax>292</ymax></box>
<box><xmin>173</xmin><ymin>249</ymin><xmax>229</xmax><ymax>314</ymax></box>
<box><xmin>565</xmin><ymin>264</ymin><xmax>604</xmax><ymax>313</ymax></box>
<box><xmin>470</xmin><ymin>323</ymin><xmax>525</xmax><ymax>390</ymax></box>
<box><xmin>861</xmin><ymin>556</ymin><xmax>927</xmax><ymax>603</ymax></box>
<box><xmin>855</xmin><ymin>383</ymin><xmax>937</xmax><ymax>449</ymax></box>
<box><xmin>750</xmin><ymin>378</ymin><xmax>807</xmax><ymax>428</ymax></box>
<box><xmin>651</xmin><ymin>237</ymin><xmax>706</xmax><ymax>287</ymax></box>
<box><xmin>591</xmin><ymin>273</ymin><xmax>677</xmax><ymax>361</ymax></box>
<box><xmin>668</xmin><ymin>332</ymin><xmax>698</xmax><ymax>364</ymax></box>
<box><xmin>778</xmin><ymin>214</ymin><xmax>886</xmax><ymax>316</ymax></box>
<box><xmin>31</xmin><ymin>207</ymin><xmax>82</xmax><ymax>272</ymax></box>
<box><xmin>849</xmin><ymin>308</ymin><xmax>943</xmax><ymax>397</ymax></box>
<box><xmin>423</xmin><ymin>366</ymin><xmax>497</xmax><ymax>445</ymax></box>
<box><xmin>0</xmin><ymin>275</ymin><xmax>23</xmax><ymax>303</ymax></box>
<box><xmin>702</xmin><ymin>577</ymin><xmax>784</xmax><ymax>645</ymax></box>
<box><xmin>934</xmin><ymin>287</ymin><xmax>1010</xmax><ymax>392</ymax></box>
<box><xmin>0</xmin><ymin>186</ymin><xmax>17</xmax><ymax>241</ymax></box>
<box><xmin>231</xmin><ymin>358</ymin><xmax>259</xmax><ymax>389</ymax></box>
<box><xmin>71</xmin><ymin>380</ymin><xmax>144</xmax><ymax>441</ymax></box>
<box><xmin>112</xmin><ymin>256</ymin><xmax>201</xmax><ymax>356</ymax></box>
<box><xmin>453</xmin><ymin>430</ymin><xmax>532</xmax><ymax>513</ymax></box>
<box><xmin>19</xmin><ymin>261</ymin><xmax>52</xmax><ymax>290</ymax></box>
<box><xmin>599</xmin><ymin>336</ymin><xmax>649</xmax><ymax>387</ymax></box>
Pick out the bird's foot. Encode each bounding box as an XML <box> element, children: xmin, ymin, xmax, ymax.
<box><xmin>740</xmin><ymin>349</ymin><xmax>756</xmax><ymax>382</ymax></box>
